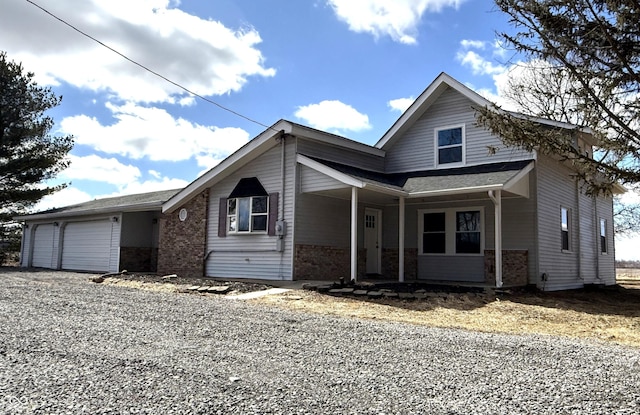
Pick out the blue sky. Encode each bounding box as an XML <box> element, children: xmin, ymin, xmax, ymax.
<box><xmin>3</xmin><ymin>0</ymin><xmax>638</xmax><ymax>259</ymax></box>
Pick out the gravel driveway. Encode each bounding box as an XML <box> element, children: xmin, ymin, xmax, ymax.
<box><xmin>1</xmin><ymin>269</ymin><xmax>639</xmax><ymax>414</ymax></box>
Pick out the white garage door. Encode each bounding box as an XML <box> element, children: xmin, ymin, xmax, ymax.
<box><xmin>32</xmin><ymin>224</ymin><xmax>55</xmax><ymax>268</ymax></box>
<box><xmin>61</xmin><ymin>220</ymin><xmax>113</xmax><ymax>272</ymax></box>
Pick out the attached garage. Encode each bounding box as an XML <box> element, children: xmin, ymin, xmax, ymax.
<box><xmin>61</xmin><ymin>220</ymin><xmax>114</xmax><ymax>272</ymax></box>
<box><xmin>15</xmin><ymin>189</ymin><xmax>181</xmax><ymax>274</ymax></box>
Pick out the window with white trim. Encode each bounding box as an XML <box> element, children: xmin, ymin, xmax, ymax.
<box><xmin>561</xmin><ymin>207</ymin><xmax>571</xmax><ymax>251</ymax></box>
<box><xmin>228</xmin><ymin>196</ymin><xmax>268</xmax><ymax>233</ymax></box>
<box><xmin>600</xmin><ymin>218</ymin><xmax>607</xmax><ymax>254</ymax></box>
<box><xmin>225</xmin><ymin>177</ymin><xmax>270</xmax><ymax>234</ymax></box>
<box><xmin>419</xmin><ymin>208</ymin><xmax>483</xmax><ymax>255</ymax></box>
<box><xmin>436</xmin><ymin>126</ymin><xmax>464</xmax><ymax>166</ymax></box>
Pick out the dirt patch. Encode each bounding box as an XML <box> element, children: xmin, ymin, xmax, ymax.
<box><xmin>252</xmin><ymin>284</ymin><xmax>640</xmax><ymax>348</ymax></box>
<box><xmin>102</xmin><ymin>273</ymin><xmax>273</xmax><ymax>295</ymax></box>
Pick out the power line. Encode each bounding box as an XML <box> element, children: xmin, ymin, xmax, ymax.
<box><xmin>25</xmin><ymin>0</ymin><xmax>277</xmax><ymax>132</ymax></box>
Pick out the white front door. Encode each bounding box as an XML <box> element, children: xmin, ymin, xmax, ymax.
<box><xmin>364</xmin><ymin>208</ymin><xmax>381</xmax><ymax>274</ymax></box>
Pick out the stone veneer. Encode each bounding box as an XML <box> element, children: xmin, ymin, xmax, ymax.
<box><xmin>157</xmin><ymin>190</ymin><xmax>209</xmax><ymax>278</ymax></box>
<box><xmin>484</xmin><ymin>249</ymin><xmax>528</xmax><ymax>287</ymax></box>
<box><xmin>381</xmin><ymin>248</ymin><xmax>418</xmax><ymax>280</ymax></box>
<box><xmin>294</xmin><ymin>244</ymin><xmax>366</xmax><ymax>281</ymax></box>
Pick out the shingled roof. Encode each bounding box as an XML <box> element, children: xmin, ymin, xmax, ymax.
<box><xmin>14</xmin><ymin>188</ymin><xmax>182</xmax><ymax>221</ymax></box>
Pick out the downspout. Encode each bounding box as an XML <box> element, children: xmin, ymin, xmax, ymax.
<box><xmin>593</xmin><ymin>195</ymin><xmax>600</xmax><ymax>280</ymax></box>
<box><xmin>488</xmin><ymin>190</ymin><xmax>503</xmax><ymax>288</ymax></box>
<box><xmin>575</xmin><ymin>180</ymin><xmax>582</xmax><ymax>280</ymax></box>
<box><xmin>278</xmin><ymin>131</ymin><xmax>286</xmax><ymax>279</ymax></box>
<box><xmin>279</xmin><ymin>131</ymin><xmax>286</xmax><ymax>222</ymax></box>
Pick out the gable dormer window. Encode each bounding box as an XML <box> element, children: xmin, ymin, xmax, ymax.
<box><xmin>227</xmin><ymin>178</ymin><xmax>269</xmax><ymax>234</ymax></box>
<box><xmin>436</xmin><ymin>125</ymin><xmax>465</xmax><ymax>167</ymax></box>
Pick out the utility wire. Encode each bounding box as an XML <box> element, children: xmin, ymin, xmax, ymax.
<box><xmin>25</xmin><ymin>0</ymin><xmax>277</xmax><ymax>132</ymax></box>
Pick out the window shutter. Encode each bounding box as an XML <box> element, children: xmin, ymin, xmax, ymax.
<box><xmin>218</xmin><ymin>197</ymin><xmax>227</xmax><ymax>237</ymax></box>
<box><xmin>268</xmin><ymin>193</ymin><xmax>279</xmax><ymax>236</ymax></box>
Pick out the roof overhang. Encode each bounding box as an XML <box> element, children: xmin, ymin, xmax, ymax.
<box><xmin>13</xmin><ymin>201</ymin><xmax>165</xmax><ymax>222</ymax></box>
<box><xmin>297</xmin><ymin>154</ymin><xmax>408</xmax><ymax>198</ymax></box>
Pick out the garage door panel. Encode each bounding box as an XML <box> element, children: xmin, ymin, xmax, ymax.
<box><xmin>32</xmin><ymin>224</ymin><xmax>55</xmax><ymax>268</ymax></box>
<box><xmin>61</xmin><ymin>221</ymin><xmax>112</xmax><ymax>272</ymax></box>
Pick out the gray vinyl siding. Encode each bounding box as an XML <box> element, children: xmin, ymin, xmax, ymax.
<box><xmin>501</xmin><ymin>174</ymin><xmax>538</xmax><ymax>283</ymax></box>
<box><xmin>536</xmin><ymin>156</ymin><xmax>585</xmax><ymax>290</ymax></box>
<box><xmin>297</xmin><ymin>138</ymin><xmax>385</xmax><ymax>171</ymax></box>
<box><xmin>299</xmin><ymin>165</ymin><xmax>349</xmax><ymax>193</ymax></box>
<box><xmin>595</xmin><ymin>195</ymin><xmax>616</xmax><ymax>285</ymax></box>
<box><xmin>206</xmin><ymin>142</ymin><xmax>295</xmax><ymax>280</ymax></box>
<box><xmin>295</xmin><ymin>193</ymin><xmax>351</xmax><ymax>247</ymax></box>
<box><xmin>405</xmin><ymin>198</ymin><xmax>493</xmax><ymax>282</ymax></box>
<box><xmin>384</xmin><ymin>87</ymin><xmax>533</xmax><ymax>173</ymax></box>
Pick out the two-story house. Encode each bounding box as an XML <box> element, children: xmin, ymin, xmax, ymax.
<box><xmin>16</xmin><ymin>73</ymin><xmax>621</xmax><ymax>291</ymax></box>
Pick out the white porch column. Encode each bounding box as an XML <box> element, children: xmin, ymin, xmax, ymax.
<box><xmin>398</xmin><ymin>197</ymin><xmax>405</xmax><ymax>282</ymax></box>
<box><xmin>351</xmin><ymin>186</ymin><xmax>358</xmax><ymax>282</ymax></box>
<box><xmin>489</xmin><ymin>190</ymin><xmax>503</xmax><ymax>288</ymax></box>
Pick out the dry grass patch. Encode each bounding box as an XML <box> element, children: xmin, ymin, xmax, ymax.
<box><xmin>253</xmin><ymin>286</ymin><xmax>640</xmax><ymax>348</ymax></box>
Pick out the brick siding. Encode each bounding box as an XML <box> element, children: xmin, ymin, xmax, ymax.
<box><xmin>294</xmin><ymin>244</ymin><xmax>366</xmax><ymax>281</ymax></box>
<box><xmin>119</xmin><ymin>247</ymin><xmax>156</xmax><ymax>272</ymax></box>
<box><xmin>484</xmin><ymin>249</ymin><xmax>528</xmax><ymax>287</ymax></box>
<box><xmin>382</xmin><ymin>248</ymin><xmax>418</xmax><ymax>280</ymax></box>
<box><xmin>157</xmin><ymin>190</ymin><xmax>209</xmax><ymax>277</ymax></box>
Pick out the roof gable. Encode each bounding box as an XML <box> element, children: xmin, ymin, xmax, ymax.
<box><xmin>376</xmin><ymin>72</ymin><xmax>492</xmax><ymax>149</ymax></box>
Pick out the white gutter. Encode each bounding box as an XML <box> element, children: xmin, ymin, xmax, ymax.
<box><xmin>13</xmin><ymin>202</ymin><xmax>165</xmax><ymax>222</ymax></box>
<box><xmin>409</xmin><ymin>184</ymin><xmax>504</xmax><ymax>198</ymax></box>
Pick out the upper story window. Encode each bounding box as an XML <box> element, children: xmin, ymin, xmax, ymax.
<box><xmin>436</xmin><ymin>126</ymin><xmax>465</xmax><ymax>166</ymax></box>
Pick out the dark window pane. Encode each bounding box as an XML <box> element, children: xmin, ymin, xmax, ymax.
<box><xmin>424</xmin><ymin>212</ymin><xmax>445</xmax><ymax>232</ymax></box>
<box><xmin>252</xmin><ymin>215</ymin><xmax>267</xmax><ymax>231</ymax></box>
<box><xmin>438</xmin><ymin>147</ymin><xmax>462</xmax><ymax>164</ymax></box>
<box><xmin>438</xmin><ymin>128</ymin><xmax>462</xmax><ymax>147</ymax></box>
<box><xmin>228</xmin><ymin>199</ymin><xmax>236</xmax><ymax>215</ymax></box>
<box><xmin>252</xmin><ymin>196</ymin><xmax>268</xmax><ymax>213</ymax></box>
<box><xmin>423</xmin><ymin>233</ymin><xmax>446</xmax><ymax>253</ymax></box>
<box><xmin>600</xmin><ymin>235</ymin><xmax>607</xmax><ymax>253</ymax></box>
<box><xmin>238</xmin><ymin>198</ymin><xmax>250</xmax><ymax>231</ymax></box>
<box><xmin>561</xmin><ymin>230</ymin><xmax>569</xmax><ymax>250</ymax></box>
<box><xmin>456</xmin><ymin>211</ymin><xmax>480</xmax><ymax>232</ymax></box>
<box><xmin>456</xmin><ymin>232</ymin><xmax>480</xmax><ymax>253</ymax></box>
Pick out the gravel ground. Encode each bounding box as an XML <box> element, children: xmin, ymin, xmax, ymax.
<box><xmin>1</xmin><ymin>269</ymin><xmax>639</xmax><ymax>414</ymax></box>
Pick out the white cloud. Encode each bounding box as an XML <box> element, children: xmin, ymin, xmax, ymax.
<box><xmin>388</xmin><ymin>97</ymin><xmax>415</xmax><ymax>112</ymax></box>
<box><xmin>60</xmin><ymin>154</ymin><xmax>141</xmax><ymax>186</ymax></box>
<box><xmin>457</xmin><ymin>50</ymin><xmax>506</xmax><ymax>76</ymax></box>
<box><xmin>59</xmin><ymin>102</ymin><xmax>250</xmax><ymax>162</ymax></box>
<box><xmin>32</xmin><ymin>187</ymin><xmax>95</xmax><ymax>212</ymax></box>
<box><xmin>460</xmin><ymin>39</ymin><xmax>486</xmax><ymax>49</ymax></box>
<box><xmin>295</xmin><ymin>100</ymin><xmax>371</xmax><ymax>132</ymax></box>
<box><xmin>115</xmin><ymin>177</ymin><xmax>189</xmax><ymax>196</ymax></box>
<box><xmin>0</xmin><ymin>0</ymin><xmax>275</xmax><ymax>104</ymax></box>
<box><xmin>327</xmin><ymin>0</ymin><xmax>465</xmax><ymax>44</ymax></box>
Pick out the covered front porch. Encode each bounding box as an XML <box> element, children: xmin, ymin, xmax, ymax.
<box><xmin>295</xmin><ymin>155</ymin><xmax>535</xmax><ymax>288</ymax></box>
